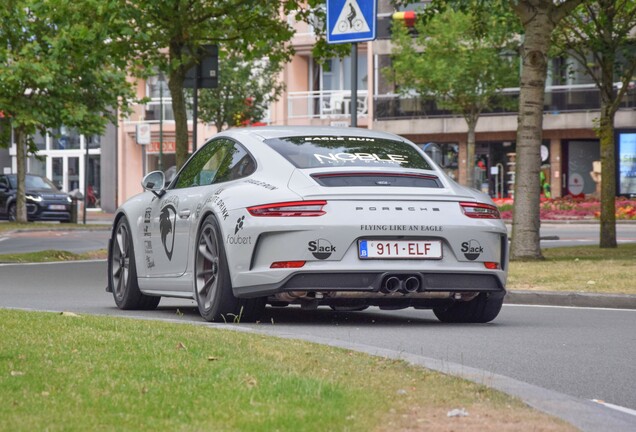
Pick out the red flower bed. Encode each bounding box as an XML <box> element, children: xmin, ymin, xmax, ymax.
<box><xmin>493</xmin><ymin>197</ymin><xmax>636</xmax><ymax>220</ymax></box>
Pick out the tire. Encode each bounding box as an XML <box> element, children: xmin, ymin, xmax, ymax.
<box><xmin>8</xmin><ymin>203</ymin><xmax>16</xmax><ymax>222</ymax></box>
<box><xmin>194</xmin><ymin>215</ymin><xmax>265</xmax><ymax>323</ymax></box>
<box><xmin>109</xmin><ymin>217</ymin><xmax>160</xmax><ymax>310</ymax></box>
<box><xmin>433</xmin><ymin>292</ymin><xmax>504</xmax><ymax>323</ymax></box>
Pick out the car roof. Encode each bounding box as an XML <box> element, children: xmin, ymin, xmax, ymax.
<box><xmin>220</xmin><ymin>126</ymin><xmax>409</xmax><ymax>142</ymax></box>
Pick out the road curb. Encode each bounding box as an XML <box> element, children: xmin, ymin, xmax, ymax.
<box><xmin>505</xmin><ymin>290</ymin><xmax>636</xmax><ymax>310</ymax></box>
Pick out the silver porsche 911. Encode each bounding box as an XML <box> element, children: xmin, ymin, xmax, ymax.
<box><xmin>107</xmin><ymin>126</ymin><xmax>508</xmax><ymax>323</ymax></box>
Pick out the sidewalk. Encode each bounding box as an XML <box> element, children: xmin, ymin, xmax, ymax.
<box><xmin>505</xmin><ymin>290</ymin><xmax>636</xmax><ymax>310</ymax></box>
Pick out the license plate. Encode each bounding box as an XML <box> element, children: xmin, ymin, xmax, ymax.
<box><xmin>358</xmin><ymin>240</ymin><xmax>442</xmax><ymax>259</ymax></box>
<box><xmin>49</xmin><ymin>204</ymin><xmax>66</xmax><ymax>210</ymax></box>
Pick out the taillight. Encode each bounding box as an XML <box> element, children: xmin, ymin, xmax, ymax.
<box><xmin>460</xmin><ymin>202</ymin><xmax>501</xmax><ymax>219</ymax></box>
<box><xmin>270</xmin><ymin>261</ymin><xmax>306</xmax><ymax>269</ymax></box>
<box><xmin>248</xmin><ymin>200</ymin><xmax>327</xmax><ymax>217</ymax></box>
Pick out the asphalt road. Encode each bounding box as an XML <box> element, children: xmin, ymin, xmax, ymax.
<box><xmin>1</xmin><ymin>260</ymin><xmax>635</xmax><ymax>431</ymax></box>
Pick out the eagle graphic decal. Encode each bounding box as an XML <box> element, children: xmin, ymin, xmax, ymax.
<box><xmin>160</xmin><ymin>205</ymin><xmax>177</xmax><ymax>260</ymax></box>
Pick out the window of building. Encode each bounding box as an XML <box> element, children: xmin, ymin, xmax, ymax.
<box><xmin>32</xmin><ymin>130</ymin><xmax>46</xmax><ymax>151</ymax></box>
<box><xmin>88</xmin><ymin>135</ymin><xmax>101</xmax><ymax>149</ymax></box>
<box><xmin>87</xmin><ymin>155</ymin><xmax>101</xmax><ymax>208</ymax></box>
<box><xmin>146</xmin><ymin>75</ymin><xmax>174</xmax><ymax>121</ymax></box>
<box><xmin>51</xmin><ymin>126</ymin><xmax>80</xmax><ymax>150</ymax></box>
<box><xmin>315</xmin><ymin>55</ymin><xmax>368</xmax><ymax>92</ymax></box>
<box><xmin>421</xmin><ymin>142</ymin><xmax>459</xmax><ymax>180</ymax></box>
<box><xmin>28</xmin><ymin>156</ymin><xmax>46</xmax><ymax>177</ymax></box>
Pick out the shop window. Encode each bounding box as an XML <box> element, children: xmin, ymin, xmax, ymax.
<box><xmin>68</xmin><ymin>157</ymin><xmax>80</xmax><ymax>191</ymax></box>
<box><xmin>52</xmin><ymin>158</ymin><xmax>63</xmax><ymax>189</ymax></box>
<box><xmin>421</xmin><ymin>142</ymin><xmax>458</xmax><ymax>180</ymax></box>
<box><xmin>87</xmin><ymin>155</ymin><xmax>101</xmax><ymax>208</ymax></box>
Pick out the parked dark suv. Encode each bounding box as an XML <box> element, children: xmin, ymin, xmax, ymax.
<box><xmin>0</xmin><ymin>174</ymin><xmax>72</xmax><ymax>222</ymax></box>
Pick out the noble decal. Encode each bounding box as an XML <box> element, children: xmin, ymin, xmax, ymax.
<box><xmin>308</xmin><ymin>239</ymin><xmax>336</xmax><ymax>260</ymax></box>
<box><xmin>461</xmin><ymin>239</ymin><xmax>483</xmax><ymax>261</ymax></box>
<box><xmin>314</xmin><ymin>152</ymin><xmax>407</xmax><ymax>165</ymax></box>
<box><xmin>160</xmin><ymin>204</ymin><xmax>177</xmax><ymax>260</ymax></box>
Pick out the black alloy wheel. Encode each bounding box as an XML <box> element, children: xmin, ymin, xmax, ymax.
<box><xmin>194</xmin><ymin>214</ymin><xmax>264</xmax><ymax>322</ymax></box>
<box><xmin>110</xmin><ymin>217</ymin><xmax>160</xmax><ymax>310</ymax></box>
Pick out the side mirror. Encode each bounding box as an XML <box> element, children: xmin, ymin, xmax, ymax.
<box><xmin>141</xmin><ymin>171</ymin><xmax>166</xmax><ymax>198</ymax></box>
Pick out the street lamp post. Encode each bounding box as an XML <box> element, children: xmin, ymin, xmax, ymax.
<box><xmin>158</xmin><ymin>72</ymin><xmax>165</xmax><ymax>172</ymax></box>
<box><xmin>149</xmin><ymin>73</ymin><xmax>166</xmax><ymax>172</ymax></box>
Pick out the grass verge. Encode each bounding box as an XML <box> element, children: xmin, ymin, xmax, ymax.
<box><xmin>0</xmin><ymin>222</ymin><xmax>109</xmax><ymax>233</ymax></box>
<box><xmin>0</xmin><ymin>309</ymin><xmax>573</xmax><ymax>432</ymax></box>
<box><xmin>507</xmin><ymin>243</ymin><xmax>636</xmax><ymax>295</ymax></box>
<box><xmin>0</xmin><ymin>249</ymin><xmax>107</xmax><ymax>263</ymax></box>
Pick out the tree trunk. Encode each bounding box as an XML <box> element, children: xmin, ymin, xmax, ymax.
<box><xmin>15</xmin><ymin>126</ymin><xmax>28</xmax><ymax>223</ymax></box>
<box><xmin>510</xmin><ymin>12</ymin><xmax>554</xmax><ymax>261</ymax></box>
<box><xmin>598</xmin><ymin>72</ymin><xmax>617</xmax><ymax>248</ymax></box>
<box><xmin>168</xmin><ymin>73</ymin><xmax>188</xmax><ymax>170</ymax></box>
<box><xmin>168</xmin><ymin>45</ymin><xmax>189</xmax><ymax>170</ymax></box>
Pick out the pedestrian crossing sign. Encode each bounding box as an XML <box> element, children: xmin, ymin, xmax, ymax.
<box><xmin>327</xmin><ymin>0</ymin><xmax>377</xmax><ymax>44</ymax></box>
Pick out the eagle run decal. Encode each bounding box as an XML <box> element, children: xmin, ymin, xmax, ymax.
<box><xmin>159</xmin><ymin>197</ymin><xmax>178</xmax><ymax>260</ymax></box>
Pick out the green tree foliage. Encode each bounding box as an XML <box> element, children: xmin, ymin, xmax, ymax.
<box><xmin>121</xmin><ymin>0</ymin><xmax>346</xmax><ymax>170</ymax></box>
<box><xmin>0</xmin><ymin>0</ymin><xmax>137</xmax><ymax>222</ymax></box>
<box><xmin>389</xmin><ymin>7</ymin><xmax>519</xmax><ymax>188</ymax></box>
<box><xmin>196</xmin><ymin>51</ymin><xmax>285</xmax><ymax>131</ymax></box>
<box><xmin>398</xmin><ymin>0</ymin><xmax>582</xmax><ymax>260</ymax></box>
<box><xmin>553</xmin><ymin>0</ymin><xmax>636</xmax><ymax>248</ymax></box>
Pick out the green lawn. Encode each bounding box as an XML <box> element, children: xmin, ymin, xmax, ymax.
<box><xmin>0</xmin><ymin>310</ymin><xmax>573</xmax><ymax>431</ymax></box>
<box><xmin>507</xmin><ymin>244</ymin><xmax>636</xmax><ymax>295</ymax></box>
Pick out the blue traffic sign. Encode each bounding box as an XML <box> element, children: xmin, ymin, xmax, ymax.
<box><xmin>326</xmin><ymin>0</ymin><xmax>377</xmax><ymax>44</ymax></box>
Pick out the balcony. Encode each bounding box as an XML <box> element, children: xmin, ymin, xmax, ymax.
<box><xmin>374</xmin><ymin>84</ymin><xmax>636</xmax><ymax>121</ymax></box>
<box><xmin>123</xmin><ymin>98</ymin><xmax>186</xmax><ymax>124</ymax></box>
<box><xmin>287</xmin><ymin>90</ymin><xmax>369</xmax><ymax>120</ymax></box>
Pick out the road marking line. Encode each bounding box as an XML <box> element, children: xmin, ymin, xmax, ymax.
<box><xmin>504</xmin><ymin>304</ymin><xmax>636</xmax><ymax>312</ymax></box>
<box><xmin>592</xmin><ymin>399</ymin><xmax>636</xmax><ymax>417</ymax></box>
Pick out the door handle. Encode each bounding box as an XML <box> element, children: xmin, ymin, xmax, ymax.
<box><xmin>179</xmin><ymin>209</ymin><xmax>191</xmax><ymax>219</ymax></box>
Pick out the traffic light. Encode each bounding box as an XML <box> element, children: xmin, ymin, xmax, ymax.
<box><xmin>392</xmin><ymin>11</ymin><xmax>417</xmax><ymax>27</ymax></box>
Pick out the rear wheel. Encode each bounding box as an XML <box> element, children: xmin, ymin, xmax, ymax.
<box><xmin>194</xmin><ymin>215</ymin><xmax>264</xmax><ymax>322</ymax></box>
<box><xmin>109</xmin><ymin>217</ymin><xmax>160</xmax><ymax>310</ymax></box>
<box><xmin>433</xmin><ymin>292</ymin><xmax>504</xmax><ymax>323</ymax></box>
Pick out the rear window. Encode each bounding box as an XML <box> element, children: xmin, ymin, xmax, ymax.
<box><xmin>264</xmin><ymin>136</ymin><xmax>432</xmax><ymax>170</ymax></box>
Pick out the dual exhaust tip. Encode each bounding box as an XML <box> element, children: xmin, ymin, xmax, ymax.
<box><xmin>382</xmin><ymin>275</ymin><xmax>421</xmax><ymax>294</ymax></box>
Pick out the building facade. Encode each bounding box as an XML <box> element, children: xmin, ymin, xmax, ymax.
<box><xmin>267</xmin><ymin>1</ymin><xmax>636</xmax><ymax>200</ymax></box>
<box><xmin>38</xmin><ymin>2</ymin><xmax>631</xmax><ymax>208</ymax></box>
